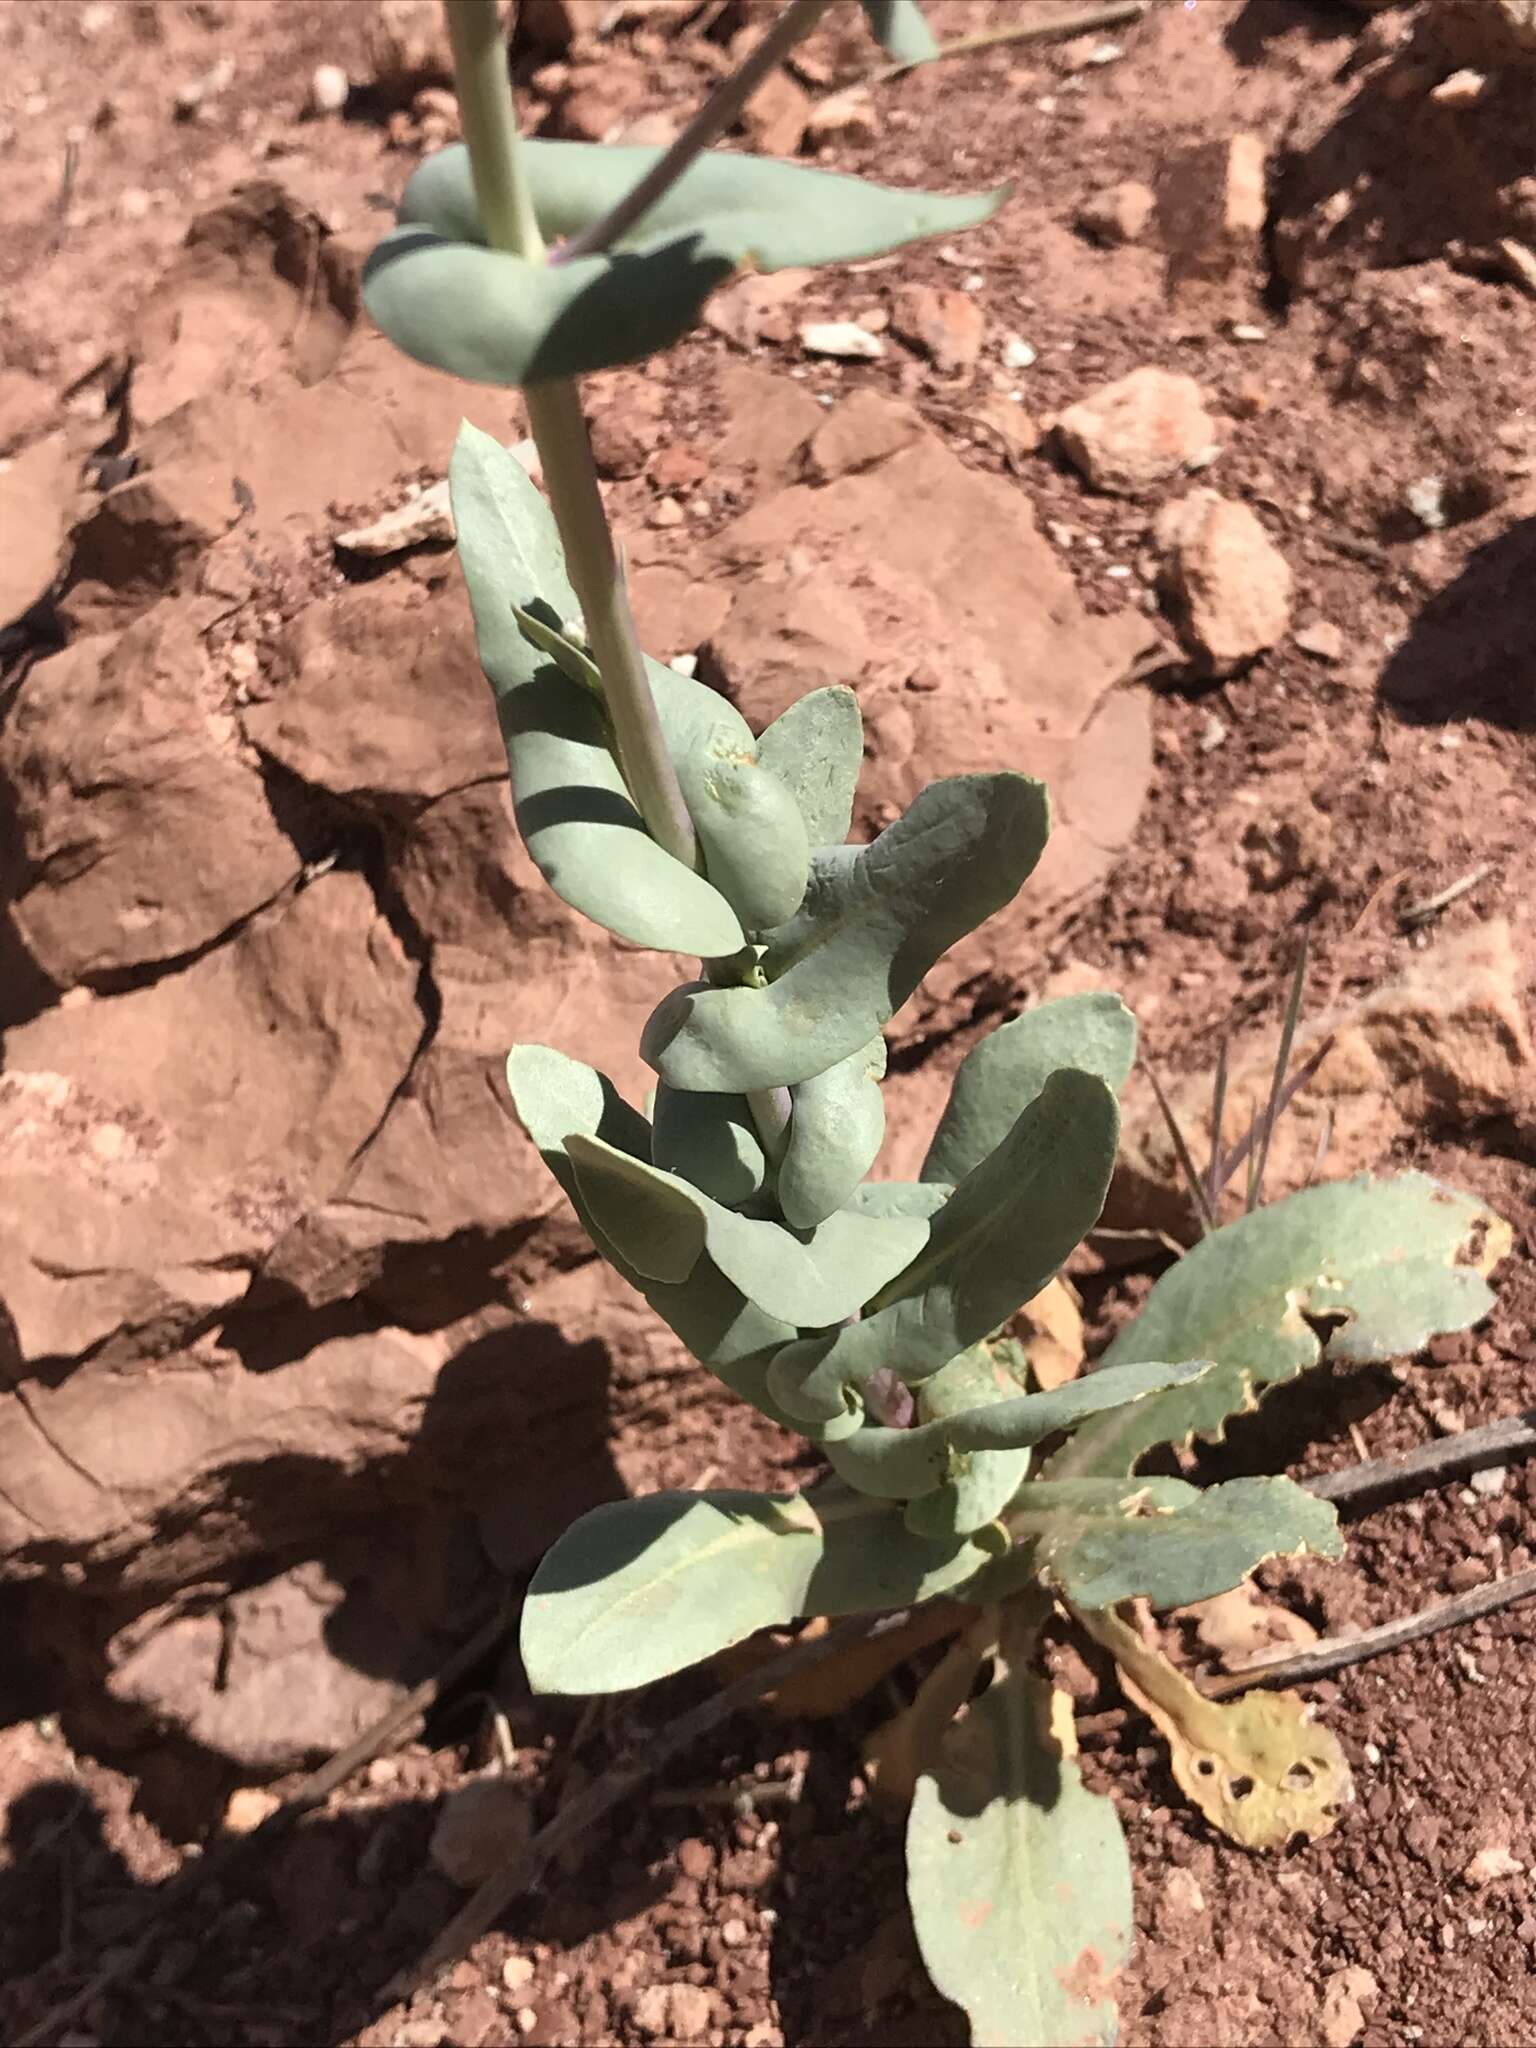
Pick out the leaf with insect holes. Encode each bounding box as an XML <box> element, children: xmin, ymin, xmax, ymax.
<box><xmin>1007</xmin><ymin>1474</ymin><xmax>1342</xmax><ymax>1611</ymax></box>
<box><xmin>768</xmin><ymin>1069</ymin><xmax>1118</xmax><ymax>1425</ymax></box>
<box><xmin>365</xmin><ymin>140</ymin><xmax>1006</xmax><ymax>386</ymax></box>
<box><xmin>755</xmin><ymin>685</ymin><xmax>862</xmax><ymax>850</ymax></box>
<box><xmin>1078</xmin><ymin>1605</ymin><xmax>1352</xmax><ymax>1850</ymax></box>
<box><xmin>643</xmin><ymin>773</ymin><xmax>1050</xmax><ymax>1094</ymax></box>
<box><xmin>923</xmin><ymin>992</ymin><xmax>1138</xmax><ymax>1186</ymax></box>
<box><xmin>452</xmin><ymin>426</ymin><xmax>745</xmax><ymax>957</ymax></box>
<box><xmin>861</xmin><ymin>0</ymin><xmax>941</xmax><ymax>63</ymax></box>
<box><xmin>520</xmin><ymin>1483</ymin><xmax>1005</xmax><ymax>1693</ymax></box>
<box><xmin>1051</xmin><ymin>1172</ymin><xmax>1511</xmax><ymax>1480</ymax></box>
<box><xmin>908</xmin><ymin>1658</ymin><xmax>1132</xmax><ymax>2048</ymax></box>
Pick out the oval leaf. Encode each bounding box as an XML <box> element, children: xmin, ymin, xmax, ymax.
<box><xmin>908</xmin><ymin>1662</ymin><xmax>1132</xmax><ymax>2048</ymax></box>
<box><xmin>779</xmin><ymin>1036</ymin><xmax>887</xmax><ymax>1230</ymax></box>
<box><xmin>770</xmin><ymin>1069</ymin><xmax>1118</xmax><ymax>1423</ymax></box>
<box><xmin>645</xmin><ymin>773</ymin><xmax>1050</xmax><ymax>1094</ymax></box>
<box><xmin>924</xmin><ymin>992</ymin><xmax>1138</xmax><ymax>1186</ymax></box>
<box><xmin>755</xmin><ymin>684</ymin><xmax>863</xmax><ymax>850</ymax></box>
<box><xmin>450</xmin><ymin>426</ymin><xmax>744</xmax><ymax>956</ymax></box>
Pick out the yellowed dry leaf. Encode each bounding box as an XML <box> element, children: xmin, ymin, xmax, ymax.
<box><xmin>864</xmin><ymin>1613</ymin><xmax>997</xmax><ymax>1810</ymax></box>
<box><xmin>1082</xmin><ymin>1603</ymin><xmax>1351</xmax><ymax>1849</ymax></box>
<box><xmin>713</xmin><ymin>1602</ymin><xmax>966</xmax><ymax>1722</ymax></box>
<box><xmin>1016</xmin><ymin>1275</ymin><xmax>1085</xmax><ymax>1390</ymax></box>
<box><xmin>1180</xmin><ymin>1582</ymin><xmax>1319</xmax><ymax>1668</ymax></box>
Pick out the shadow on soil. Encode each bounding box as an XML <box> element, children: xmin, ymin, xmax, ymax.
<box><xmin>1380</xmin><ymin>517</ymin><xmax>1536</xmax><ymax>730</ymax></box>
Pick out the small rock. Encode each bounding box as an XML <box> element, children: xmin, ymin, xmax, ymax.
<box><xmin>1495</xmin><ymin>237</ymin><xmax>1536</xmax><ymax>296</ymax></box>
<box><xmin>1406</xmin><ymin>475</ymin><xmax>1448</xmax><ymax>529</ymax></box>
<box><xmin>609</xmin><ymin>110</ymin><xmax>678</xmax><ymax>148</ymax></box>
<box><xmin>307</xmin><ymin>63</ymin><xmax>350</xmax><ymax>116</ymax></box>
<box><xmin>1470</xmin><ymin>1464</ymin><xmax>1508</xmax><ymax>1495</ymax></box>
<box><xmin>720</xmin><ymin>1915</ymin><xmax>751</xmax><ymax>1949</ymax></box>
<box><xmin>223</xmin><ymin>1785</ymin><xmax>281</xmax><ymax>1834</ymax></box>
<box><xmin>514</xmin><ymin>2009</ymin><xmax>538</xmax><ymax>2038</ymax></box>
<box><xmin>969</xmin><ymin>392</ymin><xmax>1041</xmax><ymax>462</ymax></box>
<box><xmin>174</xmin><ymin>56</ymin><xmax>235</xmax><ymax>121</ymax></box>
<box><xmin>1055</xmin><ymin>366</ymin><xmax>1218</xmax><ymax>495</ymax></box>
<box><xmin>807</xmin><ymin>388</ymin><xmax>922</xmax><ymax>480</ymax></box>
<box><xmin>1157</xmin><ymin>489</ymin><xmax>1292</xmax><ymax>674</ymax></box>
<box><xmin>632</xmin><ymin>1981</ymin><xmax>714</xmax><ymax>2041</ymax></box>
<box><xmin>704</xmin><ymin>268</ymin><xmax>812</xmax><ymax>350</ymax></box>
<box><xmin>739</xmin><ymin>63</ymin><xmax>810</xmax><ymax>158</ymax></box>
<box><xmin>429</xmin><ymin>1776</ymin><xmax>532</xmax><ymax>1889</ymax></box>
<box><xmin>800</xmin><ymin>320</ymin><xmax>885</xmax><ymax>361</ymax></box>
<box><xmin>676</xmin><ymin>1836</ymin><xmax>713</xmax><ymax>1882</ymax></box>
<box><xmin>502</xmin><ymin>1956</ymin><xmax>535</xmax><ymax>1993</ymax></box>
<box><xmin>806</xmin><ymin>85</ymin><xmax>877</xmax><ymax>147</ymax></box>
<box><xmin>891</xmin><ymin>285</ymin><xmax>985</xmax><ymax>375</ymax></box>
<box><xmin>1159</xmin><ymin>132</ymin><xmax>1268</xmax><ymax>310</ymax></box>
<box><xmin>1161</xmin><ymin>1867</ymin><xmax>1206</xmax><ymax>1918</ymax></box>
<box><xmin>1002</xmin><ymin>332</ymin><xmax>1038</xmax><ymax>371</ymax></box>
<box><xmin>1294</xmin><ymin>617</ymin><xmax>1345</xmax><ymax>662</ymax></box>
<box><xmin>1464</xmin><ymin>1843</ymin><xmax>1525</xmax><ymax>1885</ymax></box>
<box><xmin>1431</xmin><ymin>65</ymin><xmax>1487</xmax><ymax>103</ymax></box>
<box><xmin>1077</xmin><ymin>178</ymin><xmax>1156</xmax><ymax>246</ymax></box>
<box><xmin>1320</xmin><ymin>1967</ymin><xmax>1379</xmax><ymax>2048</ymax></box>
<box><xmin>335</xmin><ymin>480</ymin><xmax>454</xmax><ymax>556</ymax></box>
<box><xmin>647</xmin><ymin>495</ymin><xmax>686</xmax><ymax>529</ymax></box>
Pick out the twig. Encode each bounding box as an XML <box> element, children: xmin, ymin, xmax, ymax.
<box><xmin>1205</xmin><ymin>1036</ymin><xmax>1229</xmax><ymax>1216</ymax></box>
<box><xmin>387</xmin><ymin>1609</ymin><xmax>904</xmax><ymax>1999</ymax></box>
<box><xmin>1143</xmin><ymin>1060</ymin><xmax>1217</xmax><ymax>1235</ymax></box>
<box><xmin>870</xmin><ymin>0</ymin><xmax>1146</xmax><ymax>82</ymax></box>
<box><xmin>1214</xmin><ymin>1033</ymin><xmax>1334</xmax><ymax>1202</ymax></box>
<box><xmin>1399</xmin><ymin>863</ymin><xmax>1494</xmax><ymax>928</ymax></box>
<box><xmin>15</xmin><ymin>1603</ymin><xmax>509</xmax><ymax>2048</ymax></box>
<box><xmin>559</xmin><ymin>0</ymin><xmax>836</xmax><ymax>262</ymax></box>
<box><xmin>1308</xmin><ymin>1408</ymin><xmax>1536</xmax><ymax>1511</ymax></box>
<box><xmin>1076</xmin><ymin>1562</ymin><xmax>1536</xmax><ymax>1739</ymax></box>
<box><xmin>1202</xmin><ymin>1565</ymin><xmax>1536</xmax><ymax>1697</ymax></box>
<box><xmin>1247</xmin><ymin>930</ymin><xmax>1309</xmax><ymax>1214</ymax></box>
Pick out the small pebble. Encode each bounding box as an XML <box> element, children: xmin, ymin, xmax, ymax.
<box><xmin>1002</xmin><ymin>333</ymin><xmax>1037</xmax><ymax>371</ymax></box>
<box><xmin>800</xmin><ymin>320</ymin><xmax>884</xmax><ymax>360</ymax></box>
<box><xmin>308</xmin><ymin>63</ymin><xmax>350</xmax><ymax>115</ymax></box>
<box><xmin>1470</xmin><ymin>1465</ymin><xmax>1507</xmax><ymax>1496</ymax></box>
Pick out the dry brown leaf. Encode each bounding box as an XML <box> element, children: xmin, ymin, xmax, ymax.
<box><xmin>1179</xmin><ymin>1582</ymin><xmax>1319</xmax><ymax>1668</ymax></box>
<box><xmin>1017</xmin><ymin>1275</ymin><xmax>1085</xmax><ymax>1390</ymax></box>
<box><xmin>713</xmin><ymin>1602</ymin><xmax>967</xmax><ymax>1722</ymax></box>
<box><xmin>864</xmin><ymin>1612</ymin><xmax>997</xmax><ymax>1810</ymax></box>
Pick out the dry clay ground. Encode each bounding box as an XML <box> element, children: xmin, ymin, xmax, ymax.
<box><xmin>3</xmin><ymin>2</ymin><xmax>1536</xmax><ymax>2044</ymax></box>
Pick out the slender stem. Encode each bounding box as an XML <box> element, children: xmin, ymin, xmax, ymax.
<box><xmin>559</xmin><ymin>0</ymin><xmax>837</xmax><ymax>263</ymax></box>
<box><xmin>444</xmin><ymin>0</ymin><xmax>543</xmax><ymax>259</ymax></box>
<box><xmin>524</xmin><ymin>381</ymin><xmax>699</xmax><ymax>865</ymax></box>
<box><xmin>442</xmin><ymin>0</ymin><xmax>697</xmax><ymax>868</ymax></box>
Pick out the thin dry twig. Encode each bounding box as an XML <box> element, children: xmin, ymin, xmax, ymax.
<box><xmin>1143</xmin><ymin>1059</ymin><xmax>1217</xmax><ymax>1235</ymax></box>
<box><xmin>1399</xmin><ymin>863</ymin><xmax>1495</xmax><ymax>928</ymax></box>
<box><xmin>1203</xmin><ymin>1564</ymin><xmax>1536</xmax><ymax>1697</ymax></box>
<box><xmin>1309</xmin><ymin>1408</ymin><xmax>1536</xmax><ymax>1511</ymax></box>
<box><xmin>387</xmin><ymin>1609</ymin><xmax>902</xmax><ymax>2000</ymax></box>
<box><xmin>1247</xmin><ymin>931</ymin><xmax>1309</xmax><ymax>1213</ymax></box>
<box><xmin>869</xmin><ymin>0</ymin><xmax>1145</xmax><ymax>81</ymax></box>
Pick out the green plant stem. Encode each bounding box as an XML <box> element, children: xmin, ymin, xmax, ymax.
<box><xmin>443</xmin><ymin>0</ymin><xmax>698</xmax><ymax>869</ymax></box>
<box><xmin>559</xmin><ymin>0</ymin><xmax>838</xmax><ymax>264</ymax></box>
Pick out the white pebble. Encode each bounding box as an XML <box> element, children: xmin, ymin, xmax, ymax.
<box><xmin>799</xmin><ymin>321</ymin><xmax>884</xmax><ymax>361</ymax></box>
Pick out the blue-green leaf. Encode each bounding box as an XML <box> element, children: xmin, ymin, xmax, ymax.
<box><xmin>1052</xmin><ymin>1172</ymin><xmax>1511</xmax><ymax>1480</ymax></box>
<box><xmin>1008</xmin><ymin>1474</ymin><xmax>1344</xmax><ymax>1611</ymax></box>
<box><xmin>924</xmin><ymin>992</ymin><xmax>1138</xmax><ymax>1185</ymax></box>
<box><xmin>908</xmin><ymin>1659</ymin><xmax>1132</xmax><ymax>2048</ymax></box>
<box><xmin>755</xmin><ymin>685</ymin><xmax>863</xmax><ymax>850</ymax></box>
<box><xmin>450</xmin><ymin>426</ymin><xmax>744</xmax><ymax>956</ymax></box>
<box><xmin>567</xmin><ymin>1131</ymin><xmax>930</xmax><ymax>1326</ymax></box>
<box><xmin>674</xmin><ymin>739</ymin><xmax>810</xmax><ymax>936</ymax></box>
<box><xmin>779</xmin><ymin>1036</ymin><xmax>887</xmax><ymax>1230</ymax></box>
<box><xmin>644</xmin><ymin>773</ymin><xmax>1050</xmax><ymax>1094</ymax></box>
<box><xmin>651</xmin><ymin>1083</ymin><xmax>766</xmax><ymax>1207</ymax></box>
<box><xmin>505</xmin><ymin>1044</ymin><xmax>796</xmax><ymax>1392</ymax></box>
<box><xmin>366</xmin><ymin>141</ymin><xmax>1006</xmax><ymax>386</ymax></box>
<box><xmin>862</xmin><ymin>0</ymin><xmax>940</xmax><ymax>65</ymax></box>
<box><xmin>521</xmin><ymin>1481</ymin><xmax>1002</xmax><ymax>1693</ymax></box>
<box><xmin>769</xmin><ymin>1069</ymin><xmax>1118</xmax><ymax>1424</ymax></box>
